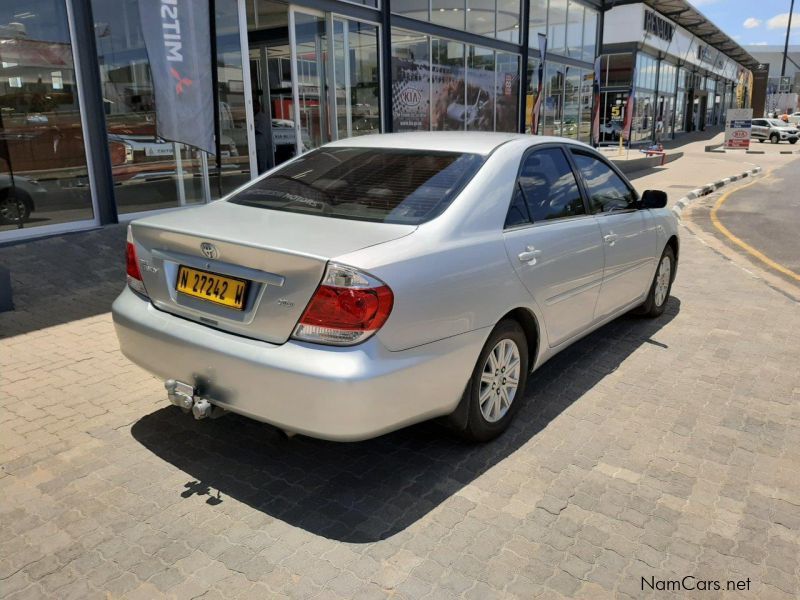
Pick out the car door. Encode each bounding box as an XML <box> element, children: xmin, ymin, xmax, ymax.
<box><xmin>502</xmin><ymin>145</ymin><xmax>605</xmax><ymax>348</ymax></box>
<box><xmin>570</xmin><ymin>150</ymin><xmax>657</xmax><ymax>320</ymax></box>
<box><xmin>751</xmin><ymin>119</ymin><xmax>766</xmax><ymax>140</ymax></box>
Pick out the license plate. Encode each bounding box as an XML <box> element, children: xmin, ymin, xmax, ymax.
<box><xmin>176</xmin><ymin>266</ymin><xmax>248</xmax><ymax>310</ymax></box>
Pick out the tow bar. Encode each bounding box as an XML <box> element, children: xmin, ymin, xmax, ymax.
<box><xmin>164</xmin><ymin>379</ymin><xmax>225</xmax><ymax>420</ymax></box>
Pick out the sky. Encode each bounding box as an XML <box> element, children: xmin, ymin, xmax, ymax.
<box><xmin>687</xmin><ymin>0</ymin><xmax>799</xmax><ymax>46</ymax></box>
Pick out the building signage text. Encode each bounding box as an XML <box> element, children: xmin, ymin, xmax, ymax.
<box><xmin>643</xmin><ymin>10</ymin><xmax>674</xmax><ymax>42</ymax></box>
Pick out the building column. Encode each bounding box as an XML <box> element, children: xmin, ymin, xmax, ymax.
<box><xmin>67</xmin><ymin>0</ymin><xmax>117</xmax><ymax>225</ymax></box>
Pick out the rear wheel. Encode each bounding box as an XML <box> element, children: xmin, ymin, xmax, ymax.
<box><xmin>454</xmin><ymin>320</ymin><xmax>529</xmax><ymax>442</ymax></box>
<box><xmin>637</xmin><ymin>246</ymin><xmax>675</xmax><ymax>318</ymax></box>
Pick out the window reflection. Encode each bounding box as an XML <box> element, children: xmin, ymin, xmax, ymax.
<box><xmin>0</xmin><ymin>0</ymin><xmax>93</xmax><ymax>231</ymax></box>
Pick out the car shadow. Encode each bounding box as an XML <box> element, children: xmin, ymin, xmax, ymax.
<box><xmin>131</xmin><ymin>298</ymin><xmax>680</xmax><ymax>543</ymax></box>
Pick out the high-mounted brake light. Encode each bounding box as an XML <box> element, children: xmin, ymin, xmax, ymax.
<box><xmin>292</xmin><ymin>264</ymin><xmax>393</xmax><ymax>346</ymax></box>
<box><xmin>126</xmin><ymin>226</ymin><xmax>148</xmax><ymax>297</ymax></box>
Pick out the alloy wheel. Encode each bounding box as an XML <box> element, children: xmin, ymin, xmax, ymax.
<box><xmin>654</xmin><ymin>255</ymin><xmax>672</xmax><ymax>307</ymax></box>
<box><xmin>478</xmin><ymin>339</ymin><xmax>521</xmax><ymax>423</ymax></box>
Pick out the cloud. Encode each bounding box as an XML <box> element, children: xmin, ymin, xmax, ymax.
<box><xmin>751</xmin><ymin>41</ymin><xmax>769</xmax><ymax>46</ymax></box>
<box><xmin>743</xmin><ymin>17</ymin><xmax>761</xmax><ymax>29</ymax></box>
<box><xmin>766</xmin><ymin>12</ymin><xmax>800</xmax><ymax>30</ymax></box>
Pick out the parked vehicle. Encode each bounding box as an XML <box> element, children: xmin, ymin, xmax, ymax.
<box><xmin>751</xmin><ymin>118</ymin><xmax>799</xmax><ymax>144</ymax></box>
<box><xmin>0</xmin><ymin>174</ymin><xmax>48</xmax><ymax>225</ymax></box>
<box><xmin>113</xmin><ymin>133</ymin><xmax>678</xmax><ymax>442</ymax></box>
<box><xmin>787</xmin><ymin>112</ymin><xmax>800</xmax><ymax>126</ymax></box>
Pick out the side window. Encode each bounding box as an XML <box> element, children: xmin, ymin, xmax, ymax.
<box><xmin>571</xmin><ymin>152</ymin><xmax>637</xmax><ymax>213</ymax></box>
<box><xmin>505</xmin><ymin>184</ymin><xmax>531</xmax><ymax>228</ymax></box>
<box><xmin>515</xmin><ymin>148</ymin><xmax>585</xmax><ymax>223</ymax></box>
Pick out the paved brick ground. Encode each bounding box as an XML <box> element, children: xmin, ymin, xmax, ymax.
<box><xmin>1</xmin><ymin>220</ymin><xmax>799</xmax><ymax>599</ymax></box>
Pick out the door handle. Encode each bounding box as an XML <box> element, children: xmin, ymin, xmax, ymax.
<box><xmin>517</xmin><ymin>246</ymin><xmax>541</xmax><ymax>264</ymax></box>
<box><xmin>603</xmin><ymin>233</ymin><xmax>618</xmax><ymax>246</ymax></box>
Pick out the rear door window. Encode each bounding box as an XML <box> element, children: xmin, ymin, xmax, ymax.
<box><xmin>228</xmin><ymin>147</ymin><xmax>485</xmax><ymax>225</ymax></box>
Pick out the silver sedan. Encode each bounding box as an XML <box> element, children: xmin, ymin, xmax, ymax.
<box><xmin>113</xmin><ymin>132</ymin><xmax>678</xmax><ymax>442</ymax></box>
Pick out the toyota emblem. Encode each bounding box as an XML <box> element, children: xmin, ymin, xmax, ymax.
<box><xmin>200</xmin><ymin>242</ymin><xmax>219</xmax><ymax>259</ymax></box>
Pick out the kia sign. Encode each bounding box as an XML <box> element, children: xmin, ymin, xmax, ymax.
<box><xmin>724</xmin><ymin>109</ymin><xmax>753</xmax><ymax>150</ymax></box>
<box><xmin>138</xmin><ymin>0</ymin><xmax>215</xmax><ymax>155</ymax></box>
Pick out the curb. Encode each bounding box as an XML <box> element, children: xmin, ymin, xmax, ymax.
<box><xmin>671</xmin><ymin>166</ymin><xmax>762</xmax><ymax>220</ymax></box>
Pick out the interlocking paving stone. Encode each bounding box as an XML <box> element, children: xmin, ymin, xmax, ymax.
<box><xmin>1</xmin><ymin>226</ymin><xmax>799</xmax><ymax>598</ymax></box>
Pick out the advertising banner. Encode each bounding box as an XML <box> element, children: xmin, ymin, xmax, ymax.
<box><xmin>724</xmin><ymin>108</ymin><xmax>753</xmax><ymax>149</ymax></box>
<box><xmin>138</xmin><ymin>0</ymin><xmax>215</xmax><ymax>154</ymax></box>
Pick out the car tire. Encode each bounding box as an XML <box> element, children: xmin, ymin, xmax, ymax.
<box><xmin>453</xmin><ymin>319</ymin><xmax>529</xmax><ymax>443</ymax></box>
<box><xmin>790</xmin><ymin>139</ymin><xmax>797</xmax><ymax>145</ymax></box>
<box><xmin>758</xmin><ymin>139</ymin><xmax>764</xmax><ymax>143</ymax></box>
<box><xmin>0</xmin><ymin>189</ymin><xmax>32</xmax><ymax>226</ymax></box>
<box><xmin>770</xmin><ymin>133</ymin><xmax>779</xmax><ymax>144</ymax></box>
<box><xmin>637</xmin><ymin>245</ymin><xmax>675</xmax><ymax>318</ymax></box>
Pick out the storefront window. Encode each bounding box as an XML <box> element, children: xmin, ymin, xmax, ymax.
<box><xmin>92</xmin><ymin>0</ymin><xmax>251</xmax><ymax>214</ymax></box>
<box><xmin>332</xmin><ymin>20</ymin><xmax>381</xmax><ymax>139</ymax></box>
<box><xmin>543</xmin><ymin>62</ymin><xmax>564</xmax><ymax>136</ymax></box>
<box><xmin>525</xmin><ymin>57</ymin><xmax>541</xmax><ymax>133</ymax></box>
<box><xmin>582</xmin><ymin>8</ymin><xmax>597</xmax><ymax>63</ymax></box>
<box><xmin>465</xmin><ymin>46</ymin><xmax>495</xmax><ymax>131</ymax></box>
<box><xmin>495</xmin><ymin>52</ymin><xmax>520</xmax><ymax>131</ymax></box>
<box><xmin>603</xmin><ymin>53</ymin><xmax>633</xmax><ymax>88</ymax></box>
<box><xmin>529</xmin><ymin>0</ymin><xmax>548</xmax><ymax>46</ymax></box>
<box><xmin>467</xmin><ymin>0</ymin><xmax>495</xmax><ymax>37</ymax></box>
<box><xmin>578</xmin><ymin>68</ymin><xmax>593</xmax><ymax>142</ymax></box>
<box><xmin>548</xmin><ymin>0</ymin><xmax>568</xmax><ymax>55</ymax></box>
<box><xmin>432</xmin><ymin>0</ymin><xmax>467</xmax><ymax>31</ymax></box>
<box><xmin>566</xmin><ymin>1</ymin><xmax>584</xmax><ymax>60</ymax></box>
<box><xmin>0</xmin><ymin>0</ymin><xmax>94</xmax><ymax>232</ymax></box>
<box><xmin>431</xmin><ymin>38</ymin><xmax>465</xmax><ymax>130</ymax></box>
<box><xmin>563</xmin><ymin>67</ymin><xmax>580</xmax><ymax>139</ymax></box>
<box><xmin>395</xmin><ymin>1</ymin><xmax>430</xmax><ymax>21</ymax></box>
<box><xmin>497</xmin><ymin>0</ymin><xmax>521</xmax><ymax>43</ymax></box>
<box><xmin>391</xmin><ymin>29</ymin><xmax>431</xmax><ymax>132</ymax></box>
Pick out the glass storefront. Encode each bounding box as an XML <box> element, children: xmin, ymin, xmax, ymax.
<box><xmin>391</xmin><ymin>29</ymin><xmax>520</xmax><ymax>134</ymax></box>
<box><xmin>0</xmin><ymin>0</ymin><xmax>94</xmax><ymax>232</ymax></box>
<box><xmin>13</xmin><ymin>0</ymin><xmax>759</xmax><ymax>242</ymax></box>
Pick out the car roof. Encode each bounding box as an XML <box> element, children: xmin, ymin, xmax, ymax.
<box><xmin>324</xmin><ymin>131</ymin><xmax>591</xmax><ymax>155</ymax></box>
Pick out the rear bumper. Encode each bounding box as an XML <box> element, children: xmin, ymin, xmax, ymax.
<box><xmin>112</xmin><ymin>287</ymin><xmax>487</xmax><ymax>441</ymax></box>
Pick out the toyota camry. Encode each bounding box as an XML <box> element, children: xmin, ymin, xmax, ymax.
<box><xmin>113</xmin><ymin>132</ymin><xmax>678</xmax><ymax>442</ymax></box>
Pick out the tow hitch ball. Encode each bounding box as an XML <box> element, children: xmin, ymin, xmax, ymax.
<box><xmin>164</xmin><ymin>380</ymin><xmax>221</xmax><ymax>420</ymax></box>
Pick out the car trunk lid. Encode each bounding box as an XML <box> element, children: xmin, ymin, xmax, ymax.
<box><xmin>130</xmin><ymin>201</ymin><xmax>415</xmax><ymax>344</ymax></box>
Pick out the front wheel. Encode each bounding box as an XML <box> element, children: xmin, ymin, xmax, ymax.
<box><xmin>790</xmin><ymin>139</ymin><xmax>797</xmax><ymax>145</ymax></box>
<box><xmin>770</xmin><ymin>134</ymin><xmax>779</xmax><ymax>144</ymax></box>
<box><xmin>637</xmin><ymin>246</ymin><xmax>675</xmax><ymax>318</ymax></box>
<box><xmin>0</xmin><ymin>190</ymin><xmax>31</xmax><ymax>225</ymax></box>
<box><xmin>453</xmin><ymin>320</ymin><xmax>529</xmax><ymax>442</ymax></box>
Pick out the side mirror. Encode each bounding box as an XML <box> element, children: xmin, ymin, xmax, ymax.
<box><xmin>640</xmin><ymin>189</ymin><xmax>667</xmax><ymax>209</ymax></box>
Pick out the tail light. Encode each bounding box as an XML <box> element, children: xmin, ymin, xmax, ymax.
<box><xmin>293</xmin><ymin>264</ymin><xmax>393</xmax><ymax>346</ymax></box>
<box><xmin>126</xmin><ymin>226</ymin><xmax>148</xmax><ymax>297</ymax></box>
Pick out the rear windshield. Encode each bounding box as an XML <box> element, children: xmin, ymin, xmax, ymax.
<box><xmin>228</xmin><ymin>147</ymin><xmax>485</xmax><ymax>225</ymax></box>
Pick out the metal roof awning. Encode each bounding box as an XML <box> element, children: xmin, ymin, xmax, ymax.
<box><xmin>618</xmin><ymin>0</ymin><xmax>761</xmax><ymax>70</ymax></box>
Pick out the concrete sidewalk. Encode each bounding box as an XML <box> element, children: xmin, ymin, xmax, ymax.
<box><xmin>621</xmin><ymin>133</ymin><xmax>797</xmax><ymax>206</ymax></box>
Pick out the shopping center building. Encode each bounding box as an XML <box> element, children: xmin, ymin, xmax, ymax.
<box><xmin>0</xmin><ymin>0</ymin><xmax>756</xmax><ymax>241</ymax></box>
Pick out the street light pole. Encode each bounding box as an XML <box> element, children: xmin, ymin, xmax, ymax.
<box><xmin>781</xmin><ymin>0</ymin><xmax>795</xmax><ymax>78</ymax></box>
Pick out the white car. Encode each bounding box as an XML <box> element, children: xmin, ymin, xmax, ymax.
<box><xmin>787</xmin><ymin>112</ymin><xmax>800</xmax><ymax>126</ymax></box>
<box><xmin>113</xmin><ymin>133</ymin><xmax>679</xmax><ymax>442</ymax></box>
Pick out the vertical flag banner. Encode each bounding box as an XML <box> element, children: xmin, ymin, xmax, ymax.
<box><xmin>531</xmin><ymin>33</ymin><xmax>547</xmax><ymax>135</ymax></box>
<box><xmin>138</xmin><ymin>0</ymin><xmax>216</xmax><ymax>155</ymax></box>
<box><xmin>591</xmin><ymin>57</ymin><xmax>601</xmax><ymax>146</ymax></box>
<box><xmin>622</xmin><ymin>88</ymin><xmax>635</xmax><ymax>142</ymax></box>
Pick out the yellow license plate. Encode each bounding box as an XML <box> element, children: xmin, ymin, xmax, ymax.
<box><xmin>176</xmin><ymin>266</ymin><xmax>248</xmax><ymax>310</ymax></box>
